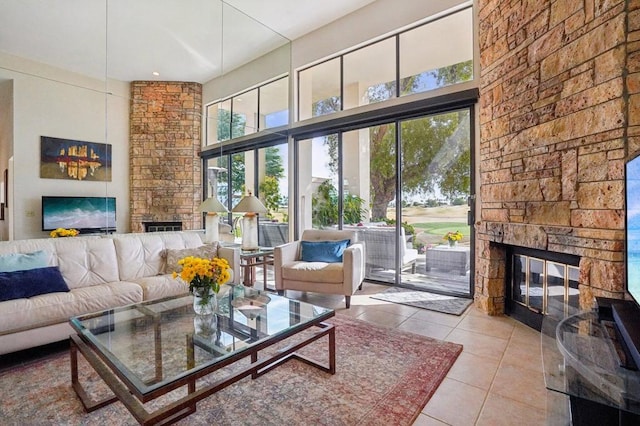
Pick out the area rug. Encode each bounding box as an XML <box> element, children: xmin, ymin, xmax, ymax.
<box><xmin>0</xmin><ymin>315</ymin><xmax>462</xmax><ymax>426</ymax></box>
<box><xmin>371</xmin><ymin>287</ymin><xmax>473</xmax><ymax>315</ymax></box>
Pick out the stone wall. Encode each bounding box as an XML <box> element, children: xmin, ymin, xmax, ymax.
<box><xmin>129</xmin><ymin>81</ymin><xmax>203</xmax><ymax>233</ymax></box>
<box><xmin>477</xmin><ymin>0</ymin><xmax>633</xmax><ymax>314</ymax></box>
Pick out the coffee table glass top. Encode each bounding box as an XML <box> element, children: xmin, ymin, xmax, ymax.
<box><xmin>69</xmin><ymin>285</ymin><xmax>333</xmax><ymax>395</ymax></box>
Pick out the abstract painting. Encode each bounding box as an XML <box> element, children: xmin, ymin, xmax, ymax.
<box><xmin>40</xmin><ymin>136</ymin><xmax>112</xmax><ymax>181</ymax></box>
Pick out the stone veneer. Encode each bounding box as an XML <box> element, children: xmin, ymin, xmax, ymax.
<box><xmin>129</xmin><ymin>81</ymin><xmax>203</xmax><ymax>233</ymax></box>
<box><xmin>476</xmin><ymin>0</ymin><xmax>640</xmax><ymax>314</ymax></box>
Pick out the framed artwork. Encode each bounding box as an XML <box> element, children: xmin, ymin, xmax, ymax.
<box><xmin>40</xmin><ymin>136</ymin><xmax>112</xmax><ymax>181</ymax></box>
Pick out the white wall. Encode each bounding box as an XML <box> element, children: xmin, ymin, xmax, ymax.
<box><xmin>0</xmin><ymin>52</ymin><xmax>130</xmax><ymax>240</ymax></box>
<box><xmin>0</xmin><ymin>80</ymin><xmax>12</xmax><ymax>240</ymax></box>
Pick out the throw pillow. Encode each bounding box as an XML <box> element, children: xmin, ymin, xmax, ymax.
<box><xmin>0</xmin><ymin>250</ymin><xmax>49</xmax><ymax>273</ymax></box>
<box><xmin>301</xmin><ymin>239</ymin><xmax>350</xmax><ymax>263</ymax></box>
<box><xmin>162</xmin><ymin>243</ymin><xmax>219</xmax><ymax>274</ymax></box>
<box><xmin>0</xmin><ymin>266</ymin><xmax>70</xmax><ymax>302</ymax></box>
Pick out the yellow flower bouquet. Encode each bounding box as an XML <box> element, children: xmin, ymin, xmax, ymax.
<box><xmin>443</xmin><ymin>230</ymin><xmax>463</xmax><ymax>245</ymax></box>
<box><xmin>173</xmin><ymin>256</ymin><xmax>231</xmax><ymax>295</ymax></box>
<box><xmin>50</xmin><ymin>228</ymin><xmax>79</xmax><ymax>238</ymax></box>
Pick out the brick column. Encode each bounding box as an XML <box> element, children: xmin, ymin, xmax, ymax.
<box><xmin>477</xmin><ymin>0</ymin><xmax>628</xmax><ymax>314</ymax></box>
<box><xmin>129</xmin><ymin>81</ymin><xmax>203</xmax><ymax>233</ymax></box>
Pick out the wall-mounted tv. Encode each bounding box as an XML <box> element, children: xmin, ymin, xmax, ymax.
<box><xmin>627</xmin><ymin>156</ymin><xmax>640</xmax><ymax>305</ymax></box>
<box><xmin>42</xmin><ymin>196</ymin><xmax>116</xmax><ymax>233</ymax></box>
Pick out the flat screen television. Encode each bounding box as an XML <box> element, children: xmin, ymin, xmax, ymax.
<box><xmin>617</xmin><ymin>156</ymin><xmax>640</xmax><ymax>368</ymax></box>
<box><xmin>628</xmin><ymin>156</ymin><xmax>640</xmax><ymax>304</ymax></box>
<box><xmin>42</xmin><ymin>196</ymin><xmax>116</xmax><ymax>233</ymax></box>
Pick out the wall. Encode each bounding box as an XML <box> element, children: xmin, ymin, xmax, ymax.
<box><xmin>129</xmin><ymin>81</ymin><xmax>203</xmax><ymax>232</ymax></box>
<box><xmin>0</xmin><ymin>80</ymin><xmax>12</xmax><ymax>240</ymax></box>
<box><xmin>477</xmin><ymin>0</ymin><xmax>629</xmax><ymax>313</ymax></box>
<box><xmin>0</xmin><ymin>52</ymin><xmax>130</xmax><ymax>240</ymax></box>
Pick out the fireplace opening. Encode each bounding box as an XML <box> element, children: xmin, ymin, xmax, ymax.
<box><xmin>506</xmin><ymin>246</ymin><xmax>580</xmax><ymax>331</ymax></box>
<box><xmin>143</xmin><ymin>221</ymin><xmax>182</xmax><ymax>232</ymax></box>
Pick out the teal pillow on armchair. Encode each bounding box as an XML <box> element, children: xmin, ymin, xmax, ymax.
<box><xmin>300</xmin><ymin>239</ymin><xmax>350</xmax><ymax>263</ymax></box>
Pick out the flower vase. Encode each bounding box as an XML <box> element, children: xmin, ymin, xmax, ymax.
<box><xmin>192</xmin><ymin>288</ymin><xmax>217</xmax><ymax>315</ymax></box>
<box><xmin>448</xmin><ymin>240</ymin><xmax>457</xmax><ymax>247</ymax></box>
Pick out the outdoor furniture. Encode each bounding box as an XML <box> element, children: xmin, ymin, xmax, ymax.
<box><xmin>69</xmin><ymin>287</ymin><xmax>335</xmax><ymax>424</ymax></box>
<box><xmin>258</xmin><ymin>222</ymin><xmax>289</xmax><ymax>247</ymax></box>
<box><xmin>273</xmin><ymin>229</ymin><xmax>365</xmax><ymax>308</ymax></box>
<box><xmin>425</xmin><ymin>245</ymin><xmax>470</xmax><ymax>275</ymax></box>
<box><xmin>343</xmin><ymin>225</ymin><xmax>418</xmax><ymax>275</ymax></box>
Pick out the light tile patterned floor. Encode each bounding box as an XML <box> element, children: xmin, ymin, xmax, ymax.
<box><xmin>277</xmin><ymin>282</ymin><xmax>551</xmax><ymax>426</ymax></box>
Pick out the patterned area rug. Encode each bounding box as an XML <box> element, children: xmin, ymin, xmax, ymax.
<box><xmin>371</xmin><ymin>287</ymin><xmax>473</xmax><ymax>315</ymax></box>
<box><xmin>0</xmin><ymin>315</ymin><xmax>462</xmax><ymax>425</ymax></box>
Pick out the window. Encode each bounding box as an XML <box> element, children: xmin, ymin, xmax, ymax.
<box><xmin>232</xmin><ymin>89</ymin><xmax>258</xmax><ymax>138</ymax></box>
<box><xmin>260</xmin><ymin>77</ymin><xmax>289</xmax><ymax>129</ymax></box>
<box><xmin>205</xmin><ymin>77</ymin><xmax>290</xmax><ymax>146</ymax></box>
<box><xmin>343</xmin><ymin>38</ymin><xmax>396</xmax><ymax>109</ymax></box>
<box><xmin>399</xmin><ymin>8</ymin><xmax>473</xmax><ymax>95</ymax></box>
<box><xmin>296</xmin><ymin>6</ymin><xmax>474</xmax><ymax>121</ymax></box>
<box><xmin>298</xmin><ymin>58</ymin><xmax>341</xmax><ymax>120</ymax></box>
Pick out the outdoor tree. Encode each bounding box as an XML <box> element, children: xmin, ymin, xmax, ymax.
<box><xmin>318</xmin><ymin>61</ymin><xmax>473</xmax><ymax>220</ymax></box>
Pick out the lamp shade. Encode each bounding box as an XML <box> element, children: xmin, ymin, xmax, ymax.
<box><xmin>199</xmin><ymin>197</ymin><xmax>228</xmax><ymax>213</ymax></box>
<box><xmin>231</xmin><ymin>192</ymin><xmax>268</xmax><ymax>214</ymax></box>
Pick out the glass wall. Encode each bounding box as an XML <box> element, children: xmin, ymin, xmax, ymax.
<box><xmin>297</xmin><ymin>6</ymin><xmax>473</xmax><ymax>121</ymax></box>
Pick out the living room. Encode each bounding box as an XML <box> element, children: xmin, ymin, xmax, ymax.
<box><xmin>1</xmin><ymin>0</ymin><xmax>639</xmax><ymax>424</ymax></box>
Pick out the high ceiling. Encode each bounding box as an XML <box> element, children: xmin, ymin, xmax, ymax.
<box><xmin>0</xmin><ymin>0</ymin><xmax>377</xmax><ymax>83</ymax></box>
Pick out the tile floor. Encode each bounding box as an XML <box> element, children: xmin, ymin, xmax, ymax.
<box><xmin>279</xmin><ymin>282</ymin><xmax>556</xmax><ymax>426</ymax></box>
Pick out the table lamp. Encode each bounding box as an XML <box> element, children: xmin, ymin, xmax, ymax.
<box><xmin>199</xmin><ymin>197</ymin><xmax>228</xmax><ymax>243</ymax></box>
<box><xmin>231</xmin><ymin>191</ymin><xmax>268</xmax><ymax>251</ymax></box>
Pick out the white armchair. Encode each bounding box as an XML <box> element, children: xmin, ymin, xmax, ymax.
<box><xmin>274</xmin><ymin>229</ymin><xmax>365</xmax><ymax>308</ymax></box>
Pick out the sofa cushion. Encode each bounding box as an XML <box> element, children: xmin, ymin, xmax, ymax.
<box><xmin>131</xmin><ymin>275</ymin><xmax>190</xmax><ymax>301</ymax></box>
<box><xmin>0</xmin><ymin>250</ymin><xmax>48</xmax><ymax>272</ymax></box>
<box><xmin>301</xmin><ymin>240</ymin><xmax>350</xmax><ymax>263</ymax></box>
<box><xmin>0</xmin><ymin>281</ymin><xmax>143</xmax><ymax>334</ymax></box>
<box><xmin>109</xmin><ymin>232</ymin><xmax>205</xmax><ymax>281</ymax></box>
<box><xmin>281</xmin><ymin>261</ymin><xmax>345</xmax><ymax>283</ymax></box>
<box><xmin>53</xmin><ymin>237</ymin><xmax>121</xmax><ymax>289</ymax></box>
<box><xmin>0</xmin><ymin>266</ymin><xmax>70</xmax><ymax>302</ymax></box>
<box><xmin>162</xmin><ymin>243</ymin><xmax>219</xmax><ymax>274</ymax></box>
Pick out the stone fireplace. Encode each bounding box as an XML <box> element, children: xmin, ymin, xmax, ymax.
<box><xmin>129</xmin><ymin>81</ymin><xmax>203</xmax><ymax>233</ymax></box>
<box><xmin>476</xmin><ymin>0</ymin><xmax>632</xmax><ymax>315</ymax></box>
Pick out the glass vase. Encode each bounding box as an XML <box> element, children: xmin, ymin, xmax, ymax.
<box><xmin>448</xmin><ymin>240</ymin><xmax>457</xmax><ymax>247</ymax></box>
<box><xmin>192</xmin><ymin>288</ymin><xmax>217</xmax><ymax>315</ymax></box>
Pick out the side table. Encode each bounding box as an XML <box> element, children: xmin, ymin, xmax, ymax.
<box><xmin>240</xmin><ymin>247</ymin><xmax>274</xmax><ymax>288</ymax></box>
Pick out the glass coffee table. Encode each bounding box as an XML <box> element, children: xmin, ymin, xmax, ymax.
<box><xmin>69</xmin><ymin>285</ymin><xmax>335</xmax><ymax>425</ymax></box>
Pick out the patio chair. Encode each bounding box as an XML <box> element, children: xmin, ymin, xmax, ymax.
<box><xmin>273</xmin><ymin>229</ymin><xmax>365</xmax><ymax>308</ymax></box>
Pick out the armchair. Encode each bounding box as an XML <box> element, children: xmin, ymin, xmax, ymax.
<box><xmin>274</xmin><ymin>229</ymin><xmax>365</xmax><ymax>308</ymax></box>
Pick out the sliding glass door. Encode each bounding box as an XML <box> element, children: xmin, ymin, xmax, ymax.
<box><xmin>296</xmin><ymin>108</ymin><xmax>473</xmax><ymax>296</ymax></box>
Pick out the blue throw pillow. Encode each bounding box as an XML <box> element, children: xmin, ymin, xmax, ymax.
<box><xmin>301</xmin><ymin>239</ymin><xmax>350</xmax><ymax>263</ymax></box>
<box><xmin>0</xmin><ymin>250</ymin><xmax>48</xmax><ymax>273</ymax></box>
<box><xmin>0</xmin><ymin>266</ymin><xmax>70</xmax><ymax>302</ymax></box>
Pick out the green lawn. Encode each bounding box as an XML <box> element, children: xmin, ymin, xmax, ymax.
<box><xmin>412</xmin><ymin>222</ymin><xmax>470</xmax><ymax>237</ymax></box>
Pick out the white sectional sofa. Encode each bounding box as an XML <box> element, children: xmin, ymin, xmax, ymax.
<box><xmin>0</xmin><ymin>231</ymin><xmax>240</xmax><ymax>355</ymax></box>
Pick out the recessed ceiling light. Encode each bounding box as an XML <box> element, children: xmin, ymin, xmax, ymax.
<box><xmin>236</xmin><ymin>98</ymin><xmax>242</xmax><ymax>102</ymax></box>
<box><xmin>152</xmin><ymin>71</ymin><xmax>160</xmax><ymax>76</ymax></box>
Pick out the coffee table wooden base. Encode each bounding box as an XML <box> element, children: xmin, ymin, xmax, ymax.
<box><xmin>70</xmin><ymin>322</ymin><xmax>335</xmax><ymax>425</ymax></box>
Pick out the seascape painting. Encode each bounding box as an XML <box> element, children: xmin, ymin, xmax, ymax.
<box><xmin>40</xmin><ymin>136</ymin><xmax>112</xmax><ymax>181</ymax></box>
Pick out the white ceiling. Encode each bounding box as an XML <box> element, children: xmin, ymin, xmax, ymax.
<box><xmin>0</xmin><ymin>0</ymin><xmax>377</xmax><ymax>83</ymax></box>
